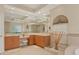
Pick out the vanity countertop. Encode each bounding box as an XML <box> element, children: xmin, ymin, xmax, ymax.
<box><xmin>24</xmin><ymin>33</ymin><xmax>50</xmax><ymax>36</ymax></box>
<box><xmin>5</xmin><ymin>33</ymin><xmax>50</xmax><ymax>37</ymax></box>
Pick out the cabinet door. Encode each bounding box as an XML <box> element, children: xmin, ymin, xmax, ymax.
<box><xmin>35</xmin><ymin>35</ymin><xmax>45</xmax><ymax>47</ymax></box>
<box><xmin>5</xmin><ymin>37</ymin><xmax>13</xmax><ymax>50</ymax></box>
<box><xmin>44</xmin><ymin>36</ymin><xmax>50</xmax><ymax>47</ymax></box>
<box><xmin>35</xmin><ymin>35</ymin><xmax>50</xmax><ymax>47</ymax></box>
<box><xmin>5</xmin><ymin>36</ymin><xmax>20</xmax><ymax>50</ymax></box>
<box><xmin>28</xmin><ymin>35</ymin><xmax>35</xmax><ymax>45</ymax></box>
<box><xmin>35</xmin><ymin>35</ymin><xmax>40</xmax><ymax>46</ymax></box>
<box><xmin>12</xmin><ymin>36</ymin><xmax>20</xmax><ymax>48</ymax></box>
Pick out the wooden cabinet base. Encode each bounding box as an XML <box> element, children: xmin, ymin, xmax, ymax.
<box><xmin>28</xmin><ymin>35</ymin><xmax>35</xmax><ymax>45</ymax></box>
<box><xmin>5</xmin><ymin>36</ymin><xmax>20</xmax><ymax>50</ymax></box>
<box><xmin>28</xmin><ymin>35</ymin><xmax>50</xmax><ymax>48</ymax></box>
<box><xmin>35</xmin><ymin>35</ymin><xmax>50</xmax><ymax>47</ymax></box>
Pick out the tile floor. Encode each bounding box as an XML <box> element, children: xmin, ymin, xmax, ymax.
<box><xmin>4</xmin><ymin>45</ymin><xmax>55</xmax><ymax>55</ymax></box>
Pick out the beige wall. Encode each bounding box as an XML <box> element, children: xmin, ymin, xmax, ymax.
<box><xmin>50</xmin><ymin>4</ymin><xmax>79</xmax><ymax>46</ymax></box>
<box><xmin>50</xmin><ymin>4</ymin><xmax>79</xmax><ymax>34</ymax></box>
<box><xmin>0</xmin><ymin>5</ymin><xmax>4</xmax><ymax>53</ymax></box>
<box><xmin>62</xmin><ymin>5</ymin><xmax>79</xmax><ymax>34</ymax></box>
<box><xmin>50</xmin><ymin>5</ymin><xmax>68</xmax><ymax>33</ymax></box>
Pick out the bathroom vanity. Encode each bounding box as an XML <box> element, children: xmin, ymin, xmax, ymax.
<box><xmin>28</xmin><ymin>34</ymin><xmax>50</xmax><ymax>48</ymax></box>
<box><xmin>4</xmin><ymin>33</ymin><xmax>50</xmax><ymax>50</ymax></box>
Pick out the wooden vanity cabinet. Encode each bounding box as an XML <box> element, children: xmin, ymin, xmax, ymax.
<box><xmin>28</xmin><ymin>35</ymin><xmax>50</xmax><ymax>48</ymax></box>
<box><xmin>35</xmin><ymin>35</ymin><xmax>50</xmax><ymax>47</ymax></box>
<box><xmin>35</xmin><ymin>35</ymin><xmax>44</xmax><ymax>47</ymax></box>
<box><xmin>5</xmin><ymin>36</ymin><xmax>20</xmax><ymax>50</ymax></box>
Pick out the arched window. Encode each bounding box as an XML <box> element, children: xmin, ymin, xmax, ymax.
<box><xmin>53</xmin><ymin>15</ymin><xmax>68</xmax><ymax>25</ymax></box>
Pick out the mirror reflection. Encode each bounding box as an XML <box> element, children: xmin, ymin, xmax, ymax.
<box><xmin>4</xmin><ymin>21</ymin><xmax>46</xmax><ymax>33</ymax></box>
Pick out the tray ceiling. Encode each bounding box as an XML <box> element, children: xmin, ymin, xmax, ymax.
<box><xmin>8</xmin><ymin>4</ymin><xmax>47</xmax><ymax>12</ymax></box>
<box><xmin>4</xmin><ymin>4</ymin><xmax>59</xmax><ymax>23</ymax></box>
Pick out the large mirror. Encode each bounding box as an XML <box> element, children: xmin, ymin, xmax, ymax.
<box><xmin>4</xmin><ymin>21</ymin><xmax>46</xmax><ymax>34</ymax></box>
<box><xmin>28</xmin><ymin>24</ymin><xmax>45</xmax><ymax>33</ymax></box>
<box><xmin>4</xmin><ymin>21</ymin><xmax>23</xmax><ymax>34</ymax></box>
